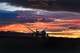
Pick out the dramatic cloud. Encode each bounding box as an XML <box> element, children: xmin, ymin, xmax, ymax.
<box><xmin>0</xmin><ymin>2</ymin><xmax>44</xmax><ymax>11</ymax></box>
<box><xmin>0</xmin><ymin>2</ymin><xmax>80</xmax><ymax>25</ymax></box>
<box><xmin>0</xmin><ymin>0</ymin><xmax>80</xmax><ymax>12</ymax></box>
<box><xmin>0</xmin><ymin>9</ymin><xmax>80</xmax><ymax>25</ymax></box>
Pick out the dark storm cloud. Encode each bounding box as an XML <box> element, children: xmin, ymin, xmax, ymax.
<box><xmin>0</xmin><ymin>0</ymin><xmax>80</xmax><ymax>12</ymax></box>
<box><xmin>0</xmin><ymin>0</ymin><xmax>29</xmax><ymax>7</ymax></box>
<box><xmin>57</xmin><ymin>0</ymin><xmax>80</xmax><ymax>12</ymax></box>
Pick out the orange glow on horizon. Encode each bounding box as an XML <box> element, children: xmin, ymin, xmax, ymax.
<box><xmin>0</xmin><ymin>21</ymin><xmax>80</xmax><ymax>38</ymax></box>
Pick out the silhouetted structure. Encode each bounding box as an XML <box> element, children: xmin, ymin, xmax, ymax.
<box><xmin>27</xmin><ymin>27</ymin><xmax>49</xmax><ymax>38</ymax></box>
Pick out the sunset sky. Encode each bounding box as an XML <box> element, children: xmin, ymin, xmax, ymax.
<box><xmin>0</xmin><ymin>2</ymin><xmax>80</xmax><ymax>32</ymax></box>
<box><xmin>0</xmin><ymin>1</ymin><xmax>80</xmax><ymax>38</ymax></box>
